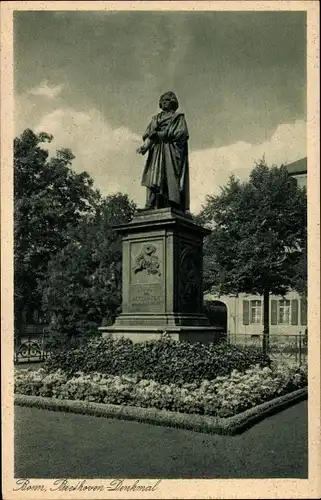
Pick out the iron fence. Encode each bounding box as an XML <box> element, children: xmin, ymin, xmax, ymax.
<box><xmin>227</xmin><ymin>333</ymin><xmax>307</xmax><ymax>364</ymax></box>
<box><xmin>14</xmin><ymin>329</ymin><xmax>307</xmax><ymax>366</ymax></box>
<box><xmin>14</xmin><ymin>331</ymin><xmax>51</xmax><ymax>364</ymax></box>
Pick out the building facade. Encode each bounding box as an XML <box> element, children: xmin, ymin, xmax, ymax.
<box><xmin>204</xmin><ymin>291</ymin><xmax>307</xmax><ymax>336</ymax></box>
<box><xmin>285</xmin><ymin>157</ymin><xmax>307</xmax><ymax>188</ymax></box>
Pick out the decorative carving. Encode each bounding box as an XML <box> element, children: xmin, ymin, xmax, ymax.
<box><xmin>178</xmin><ymin>243</ymin><xmax>202</xmax><ymax>312</ymax></box>
<box><xmin>133</xmin><ymin>244</ymin><xmax>161</xmax><ymax>277</ymax></box>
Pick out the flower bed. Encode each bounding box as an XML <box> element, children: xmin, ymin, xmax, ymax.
<box><xmin>43</xmin><ymin>335</ymin><xmax>271</xmax><ymax>385</ymax></box>
<box><xmin>15</xmin><ymin>362</ymin><xmax>307</xmax><ymax>418</ymax></box>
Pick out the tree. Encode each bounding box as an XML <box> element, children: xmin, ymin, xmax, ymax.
<box><xmin>199</xmin><ymin>159</ymin><xmax>307</xmax><ymax>348</ymax></box>
<box><xmin>291</xmin><ymin>238</ymin><xmax>307</xmax><ymax>298</ymax></box>
<box><xmin>14</xmin><ymin>129</ymin><xmax>100</xmax><ymax>342</ymax></box>
<box><xmin>40</xmin><ymin>193</ymin><xmax>136</xmax><ymax>347</ymax></box>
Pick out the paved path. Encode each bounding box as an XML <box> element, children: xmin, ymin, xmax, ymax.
<box><xmin>14</xmin><ymin>401</ymin><xmax>307</xmax><ymax>479</ymax></box>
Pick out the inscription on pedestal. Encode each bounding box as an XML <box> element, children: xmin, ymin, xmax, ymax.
<box><xmin>129</xmin><ymin>283</ymin><xmax>163</xmax><ymax>313</ymax></box>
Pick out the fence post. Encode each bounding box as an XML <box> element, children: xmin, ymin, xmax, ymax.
<box><xmin>299</xmin><ymin>334</ymin><xmax>302</xmax><ymax>366</ymax></box>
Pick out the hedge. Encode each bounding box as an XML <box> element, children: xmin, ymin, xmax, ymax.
<box><xmin>14</xmin><ymin>387</ymin><xmax>308</xmax><ymax>436</ymax></box>
<box><xmin>43</xmin><ymin>334</ymin><xmax>271</xmax><ymax>385</ymax></box>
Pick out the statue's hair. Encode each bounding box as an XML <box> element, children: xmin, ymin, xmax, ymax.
<box><xmin>159</xmin><ymin>91</ymin><xmax>179</xmax><ymax>111</ymax></box>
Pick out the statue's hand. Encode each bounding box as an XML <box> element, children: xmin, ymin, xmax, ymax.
<box><xmin>136</xmin><ymin>146</ymin><xmax>147</xmax><ymax>155</ymax></box>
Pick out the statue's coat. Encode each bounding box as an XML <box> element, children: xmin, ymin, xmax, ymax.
<box><xmin>141</xmin><ymin>111</ymin><xmax>190</xmax><ymax>211</ymax></box>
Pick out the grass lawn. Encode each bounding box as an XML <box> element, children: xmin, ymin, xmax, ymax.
<box><xmin>14</xmin><ymin>401</ymin><xmax>308</xmax><ymax>479</ymax></box>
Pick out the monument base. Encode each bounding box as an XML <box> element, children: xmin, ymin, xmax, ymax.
<box><xmin>99</xmin><ymin>325</ymin><xmax>222</xmax><ymax>344</ymax></box>
<box><xmin>100</xmin><ymin>207</ymin><xmax>223</xmax><ymax>345</ymax></box>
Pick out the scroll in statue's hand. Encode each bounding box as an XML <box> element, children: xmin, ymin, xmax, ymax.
<box><xmin>136</xmin><ymin>146</ymin><xmax>148</xmax><ymax>155</ymax></box>
<box><xmin>137</xmin><ymin>134</ymin><xmax>156</xmax><ymax>155</ymax></box>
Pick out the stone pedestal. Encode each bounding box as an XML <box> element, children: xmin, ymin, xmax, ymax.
<box><xmin>100</xmin><ymin>207</ymin><xmax>221</xmax><ymax>343</ymax></box>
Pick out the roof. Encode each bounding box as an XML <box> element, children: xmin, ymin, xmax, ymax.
<box><xmin>284</xmin><ymin>157</ymin><xmax>307</xmax><ymax>175</ymax></box>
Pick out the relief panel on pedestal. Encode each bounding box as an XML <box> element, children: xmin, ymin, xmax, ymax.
<box><xmin>177</xmin><ymin>239</ymin><xmax>202</xmax><ymax>313</ymax></box>
<box><xmin>128</xmin><ymin>240</ymin><xmax>164</xmax><ymax>313</ymax></box>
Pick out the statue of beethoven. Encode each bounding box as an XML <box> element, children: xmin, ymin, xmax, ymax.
<box><xmin>137</xmin><ymin>91</ymin><xmax>190</xmax><ymax>212</ymax></box>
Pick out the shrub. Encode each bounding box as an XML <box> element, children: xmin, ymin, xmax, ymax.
<box><xmin>14</xmin><ymin>368</ymin><xmax>68</xmax><ymax>397</ymax></box>
<box><xmin>14</xmin><ymin>363</ymin><xmax>307</xmax><ymax>418</ymax></box>
<box><xmin>43</xmin><ymin>335</ymin><xmax>270</xmax><ymax>385</ymax></box>
<box><xmin>212</xmin><ymin>362</ymin><xmax>307</xmax><ymax>417</ymax></box>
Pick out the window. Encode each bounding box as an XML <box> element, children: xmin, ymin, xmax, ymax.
<box><xmin>243</xmin><ymin>299</ymin><xmax>262</xmax><ymax>325</ymax></box>
<box><xmin>278</xmin><ymin>300</ymin><xmax>291</xmax><ymax>324</ymax></box>
<box><xmin>250</xmin><ymin>300</ymin><xmax>262</xmax><ymax>324</ymax></box>
<box><xmin>271</xmin><ymin>298</ymin><xmax>299</xmax><ymax>325</ymax></box>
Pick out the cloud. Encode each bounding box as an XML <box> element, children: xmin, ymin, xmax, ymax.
<box><xmin>29</xmin><ymin>80</ymin><xmax>63</xmax><ymax>99</ymax></box>
<box><xmin>34</xmin><ymin>106</ymin><xmax>144</xmax><ymax>202</ymax></box>
<box><xmin>166</xmin><ymin>18</ymin><xmax>191</xmax><ymax>89</ymax></box>
<box><xmin>189</xmin><ymin>120</ymin><xmax>306</xmax><ymax>213</ymax></box>
<box><xmin>17</xmin><ymin>91</ymin><xmax>306</xmax><ymax>215</ymax></box>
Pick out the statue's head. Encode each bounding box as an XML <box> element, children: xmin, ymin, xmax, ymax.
<box><xmin>159</xmin><ymin>91</ymin><xmax>179</xmax><ymax>111</ymax></box>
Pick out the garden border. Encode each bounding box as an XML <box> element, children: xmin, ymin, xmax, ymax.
<box><xmin>15</xmin><ymin>387</ymin><xmax>307</xmax><ymax>435</ymax></box>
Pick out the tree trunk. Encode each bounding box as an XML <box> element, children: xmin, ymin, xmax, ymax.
<box><xmin>262</xmin><ymin>288</ymin><xmax>270</xmax><ymax>354</ymax></box>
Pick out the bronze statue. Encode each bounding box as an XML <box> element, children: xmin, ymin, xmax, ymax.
<box><xmin>137</xmin><ymin>91</ymin><xmax>190</xmax><ymax>212</ymax></box>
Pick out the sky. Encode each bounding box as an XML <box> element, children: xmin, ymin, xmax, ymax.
<box><xmin>14</xmin><ymin>10</ymin><xmax>307</xmax><ymax>213</ymax></box>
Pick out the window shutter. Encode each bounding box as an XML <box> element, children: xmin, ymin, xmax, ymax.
<box><xmin>271</xmin><ymin>300</ymin><xmax>278</xmax><ymax>325</ymax></box>
<box><xmin>243</xmin><ymin>300</ymin><xmax>249</xmax><ymax>325</ymax></box>
<box><xmin>291</xmin><ymin>299</ymin><xmax>298</xmax><ymax>325</ymax></box>
<box><xmin>300</xmin><ymin>298</ymin><xmax>307</xmax><ymax>326</ymax></box>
